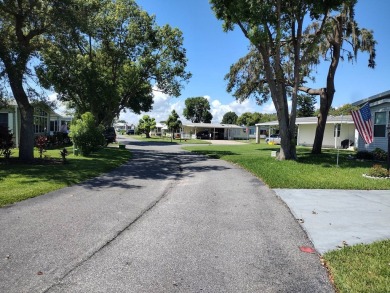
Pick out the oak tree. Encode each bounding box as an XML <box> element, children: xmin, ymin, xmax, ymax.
<box><xmin>0</xmin><ymin>0</ymin><xmax>87</xmax><ymax>160</ymax></box>
<box><xmin>183</xmin><ymin>97</ymin><xmax>213</xmax><ymax>123</ymax></box>
<box><xmin>221</xmin><ymin>111</ymin><xmax>238</xmax><ymax>124</ymax></box>
<box><xmin>211</xmin><ymin>0</ymin><xmax>342</xmax><ymax>159</ymax></box>
<box><xmin>36</xmin><ymin>0</ymin><xmax>191</xmax><ymax>127</ymax></box>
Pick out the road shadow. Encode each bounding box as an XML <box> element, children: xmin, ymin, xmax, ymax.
<box><xmin>81</xmin><ymin>147</ymin><xmax>231</xmax><ymax>190</ymax></box>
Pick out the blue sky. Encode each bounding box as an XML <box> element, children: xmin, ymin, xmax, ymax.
<box><xmin>117</xmin><ymin>0</ymin><xmax>390</xmax><ymax>125</ymax></box>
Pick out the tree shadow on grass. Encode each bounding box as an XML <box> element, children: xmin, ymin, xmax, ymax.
<box><xmin>188</xmin><ymin>150</ymin><xmax>239</xmax><ymax>159</ymax></box>
<box><xmin>0</xmin><ymin>144</ymin><xmax>235</xmax><ymax>196</ymax></box>
<box><xmin>296</xmin><ymin>150</ymin><xmax>374</xmax><ymax>169</ymax></box>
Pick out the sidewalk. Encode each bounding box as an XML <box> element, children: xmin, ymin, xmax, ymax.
<box><xmin>274</xmin><ymin>189</ymin><xmax>390</xmax><ymax>254</ymax></box>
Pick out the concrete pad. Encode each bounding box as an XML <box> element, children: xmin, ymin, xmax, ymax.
<box><xmin>274</xmin><ymin>189</ymin><xmax>390</xmax><ymax>254</ymax></box>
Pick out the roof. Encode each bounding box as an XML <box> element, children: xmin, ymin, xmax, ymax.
<box><xmin>183</xmin><ymin>122</ymin><xmax>245</xmax><ymax>129</ymax></box>
<box><xmin>256</xmin><ymin>115</ymin><xmax>354</xmax><ymax>126</ymax></box>
<box><xmin>1</xmin><ymin>99</ymin><xmax>72</xmax><ymax>119</ymax></box>
<box><xmin>352</xmin><ymin>90</ymin><xmax>390</xmax><ymax>106</ymax></box>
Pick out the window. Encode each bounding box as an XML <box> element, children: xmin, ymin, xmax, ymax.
<box><xmin>374</xmin><ymin>112</ymin><xmax>386</xmax><ymax>137</ymax></box>
<box><xmin>34</xmin><ymin>108</ymin><xmax>48</xmax><ymax>134</ymax></box>
<box><xmin>334</xmin><ymin>124</ymin><xmax>341</xmax><ymax>137</ymax></box>
<box><xmin>50</xmin><ymin>120</ymin><xmax>58</xmax><ymax>132</ymax></box>
<box><xmin>0</xmin><ymin>113</ymin><xmax>8</xmax><ymax>129</ymax></box>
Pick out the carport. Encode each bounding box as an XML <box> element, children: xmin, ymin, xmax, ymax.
<box><xmin>181</xmin><ymin>123</ymin><xmax>247</xmax><ymax>140</ymax></box>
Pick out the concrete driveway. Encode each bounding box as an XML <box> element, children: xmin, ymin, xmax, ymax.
<box><xmin>0</xmin><ymin>138</ymin><xmax>334</xmax><ymax>292</ymax></box>
<box><xmin>275</xmin><ymin>189</ymin><xmax>390</xmax><ymax>254</ymax></box>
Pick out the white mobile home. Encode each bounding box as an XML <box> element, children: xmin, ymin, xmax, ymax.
<box><xmin>256</xmin><ymin>115</ymin><xmax>356</xmax><ymax>149</ymax></box>
<box><xmin>182</xmin><ymin>123</ymin><xmax>247</xmax><ymax>140</ymax></box>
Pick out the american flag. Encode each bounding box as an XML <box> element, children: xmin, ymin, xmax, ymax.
<box><xmin>351</xmin><ymin>103</ymin><xmax>373</xmax><ymax>144</ymax></box>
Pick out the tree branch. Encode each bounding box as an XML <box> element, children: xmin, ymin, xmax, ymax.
<box><xmin>298</xmin><ymin>86</ymin><xmax>324</xmax><ymax>96</ymax></box>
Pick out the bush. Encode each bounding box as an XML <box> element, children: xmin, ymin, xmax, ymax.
<box><xmin>356</xmin><ymin>151</ymin><xmax>374</xmax><ymax>160</ymax></box>
<box><xmin>356</xmin><ymin>148</ymin><xmax>388</xmax><ymax>161</ymax></box>
<box><xmin>366</xmin><ymin>164</ymin><xmax>389</xmax><ymax>178</ymax></box>
<box><xmin>46</xmin><ymin>132</ymin><xmax>71</xmax><ymax>148</ymax></box>
<box><xmin>68</xmin><ymin>112</ymin><xmax>105</xmax><ymax>156</ymax></box>
<box><xmin>35</xmin><ymin>135</ymin><xmax>48</xmax><ymax>159</ymax></box>
<box><xmin>372</xmin><ymin>148</ymin><xmax>388</xmax><ymax>161</ymax></box>
<box><xmin>0</xmin><ymin>125</ymin><xmax>14</xmax><ymax>160</ymax></box>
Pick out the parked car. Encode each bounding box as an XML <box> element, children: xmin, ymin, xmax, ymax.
<box><xmin>126</xmin><ymin>129</ymin><xmax>135</xmax><ymax>135</ymax></box>
<box><xmin>196</xmin><ymin>130</ymin><xmax>210</xmax><ymax>139</ymax></box>
<box><xmin>265</xmin><ymin>134</ymin><xmax>281</xmax><ymax>144</ymax></box>
<box><xmin>103</xmin><ymin>127</ymin><xmax>116</xmax><ymax>144</ymax></box>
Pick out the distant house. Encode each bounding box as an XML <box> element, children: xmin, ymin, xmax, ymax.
<box><xmin>0</xmin><ymin>101</ymin><xmax>72</xmax><ymax>147</ymax></box>
<box><xmin>113</xmin><ymin>122</ymin><xmax>128</xmax><ymax>132</ymax></box>
<box><xmin>181</xmin><ymin>123</ymin><xmax>247</xmax><ymax>140</ymax></box>
<box><xmin>352</xmin><ymin>90</ymin><xmax>390</xmax><ymax>152</ymax></box>
<box><xmin>150</xmin><ymin>122</ymin><xmax>168</xmax><ymax>136</ymax></box>
<box><xmin>256</xmin><ymin>116</ymin><xmax>355</xmax><ymax>149</ymax></box>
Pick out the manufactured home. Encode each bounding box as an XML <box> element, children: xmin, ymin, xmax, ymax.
<box><xmin>352</xmin><ymin>90</ymin><xmax>390</xmax><ymax>152</ymax></box>
<box><xmin>0</xmin><ymin>102</ymin><xmax>71</xmax><ymax>147</ymax></box>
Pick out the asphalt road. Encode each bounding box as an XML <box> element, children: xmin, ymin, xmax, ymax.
<box><xmin>0</xmin><ymin>137</ymin><xmax>334</xmax><ymax>293</ymax></box>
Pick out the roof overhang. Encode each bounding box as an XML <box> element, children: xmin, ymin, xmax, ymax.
<box><xmin>352</xmin><ymin>90</ymin><xmax>390</xmax><ymax>106</ymax></box>
<box><xmin>256</xmin><ymin>115</ymin><xmax>354</xmax><ymax>127</ymax></box>
<box><xmin>183</xmin><ymin>123</ymin><xmax>245</xmax><ymax>129</ymax></box>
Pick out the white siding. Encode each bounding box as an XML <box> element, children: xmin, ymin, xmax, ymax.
<box><xmin>298</xmin><ymin>123</ymin><xmax>355</xmax><ymax>148</ymax></box>
<box><xmin>297</xmin><ymin>124</ymin><xmax>316</xmax><ymax>146</ymax></box>
<box><xmin>357</xmin><ymin>103</ymin><xmax>390</xmax><ymax>152</ymax></box>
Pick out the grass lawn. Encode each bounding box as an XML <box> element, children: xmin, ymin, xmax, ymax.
<box><xmin>128</xmin><ymin>134</ymin><xmax>211</xmax><ymax>144</ymax></box>
<box><xmin>323</xmin><ymin>239</ymin><xmax>390</xmax><ymax>293</ymax></box>
<box><xmin>183</xmin><ymin>140</ymin><xmax>390</xmax><ymax>292</ymax></box>
<box><xmin>1</xmin><ymin>138</ymin><xmax>389</xmax><ymax>292</ymax></box>
<box><xmin>183</xmin><ymin>141</ymin><xmax>390</xmax><ymax>190</ymax></box>
<box><xmin>0</xmin><ymin>145</ymin><xmax>131</xmax><ymax>207</ymax></box>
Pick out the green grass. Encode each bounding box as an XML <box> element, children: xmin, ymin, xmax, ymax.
<box><xmin>183</xmin><ymin>141</ymin><xmax>390</xmax><ymax>292</ymax></box>
<box><xmin>183</xmin><ymin>142</ymin><xmax>390</xmax><ymax>190</ymax></box>
<box><xmin>0</xmin><ymin>145</ymin><xmax>132</xmax><ymax>207</ymax></box>
<box><xmin>323</xmin><ymin>240</ymin><xmax>390</xmax><ymax>293</ymax></box>
<box><xmin>1</xmin><ymin>138</ymin><xmax>389</xmax><ymax>293</ymax></box>
<box><xmin>129</xmin><ymin>134</ymin><xmax>211</xmax><ymax>144</ymax></box>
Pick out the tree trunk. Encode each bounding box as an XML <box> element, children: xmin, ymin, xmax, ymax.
<box><xmin>9</xmin><ymin>80</ymin><xmax>35</xmax><ymax>161</ymax></box>
<box><xmin>278</xmin><ymin>117</ymin><xmax>296</xmax><ymax>160</ymax></box>
<box><xmin>311</xmin><ymin>15</ymin><xmax>341</xmax><ymax>154</ymax></box>
<box><xmin>272</xmin><ymin>83</ymin><xmax>296</xmax><ymax>160</ymax></box>
<box><xmin>311</xmin><ymin>90</ymin><xmax>332</xmax><ymax>153</ymax></box>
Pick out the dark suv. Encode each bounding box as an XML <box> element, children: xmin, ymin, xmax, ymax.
<box><xmin>196</xmin><ymin>130</ymin><xmax>210</xmax><ymax>139</ymax></box>
<box><xmin>103</xmin><ymin>127</ymin><xmax>116</xmax><ymax>144</ymax></box>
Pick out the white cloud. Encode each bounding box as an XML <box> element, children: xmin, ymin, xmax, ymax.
<box><xmin>260</xmin><ymin>101</ymin><xmax>276</xmax><ymax>114</ymax></box>
<box><xmin>48</xmin><ymin>92</ymin><xmax>58</xmax><ymax>101</ymax></box>
<box><xmin>210</xmin><ymin>99</ymin><xmax>254</xmax><ymax>123</ymax></box>
<box><xmin>119</xmin><ymin>92</ymin><xmax>279</xmax><ymax>126</ymax></box>
<box><xmin>47</xmin><ymin>92</ymin><xmax>70</xmax><ymax>116</ymax></box>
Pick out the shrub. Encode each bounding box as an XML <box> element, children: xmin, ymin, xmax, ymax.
<box><xmin>60</xmin><ymin>148</ymin><xmax>68</xmax><ymax>164</ymax></box>
<box><xmin>68</xmin><ymin>112</ymin><xmax>105</xmax><ymax>156</ymax></box>
<box><xmin>35</xmin><ymin>135</ymin><xmax>48</xmax><ymax>159</ymax></box>
<box><xmin>372</xmin><ymin>148</ymin><xmax>388</xmax><ymax>161</ymax></box>
<box><xmin>356</xmin><ymin>151</ymin><xmax>374</xmax><ymax>160</ymax></box>
<box><xmin>46</xmin><ymin>132</ymin><xmax>71</xmax><ymax>148</ymax></box>
<box><xmin>0</xmin><ymin>125</ymin><xmax>14</xmax><ymax>160</ymax></box>
<box><xmin>366</xmin><ymin>164</ymin><xmax>389</xmax><ymax>178</ymax></box>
